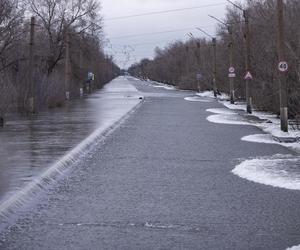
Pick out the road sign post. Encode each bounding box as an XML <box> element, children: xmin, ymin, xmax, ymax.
<box><xmin>196</xmin><ymin>73</ymin><xmax>203</xmax><ymax>92</ymax></box>
<box><xmin>277</xmin><ymin>0</ymin><xmax>288</xmax><ymax>132</ymax></box>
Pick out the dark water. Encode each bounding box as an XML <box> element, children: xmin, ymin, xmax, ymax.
<box><xmin>0</xmin><ymin>77</ymin><xmax>141</xmax><ymax>204</ymax></box>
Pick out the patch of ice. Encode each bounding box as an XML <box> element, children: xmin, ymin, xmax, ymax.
<box><xmin>287</xmin><ymin>245</ymin><xmax>300</xmax><ymax>250</ymax></box>
<box><xmin>241</xmin><ymin>134</ymin><xmax>280</xmax><ymax>145</ymax></box>
<box><xmin>206</xmin><ymin>108</ymin><xmax>236</xmax><ymax>115</ymax></box>
<box><xmin>232</xmin><ymin>154</ymin><xmax>300</xmax><ymax>190</ymax></box>
<box><xmin>220</xmin><ymin>100</ymin><xmax>247</xmax><ymax>111</ymax></box>
<box><xmin>207</xmin><ymin>114</ymin><xmax>250</xmax><ymax>126</ymax></box>
<box><xmin>220</xmin><ymin>100</ymin><xmax>300</xmax><ymax>140</ymax></box>
<box><xmin>197</xmin><ymin>91</ymin><xmax>229</xmax><ymax>100</ymax></box>
<box><xmin>242</xmin><ymin>134</ymin><xmax>300</xmax><ymax>153</ymax></box>
<box><xmin>152</xmin><ymin>84</ymin><xmax>176</xmax><ymax>90</ymax></box>
<box><xmin>184</xmin><ymin>97</ymin><xmax>212</xmax><ymax>103</ymax></box>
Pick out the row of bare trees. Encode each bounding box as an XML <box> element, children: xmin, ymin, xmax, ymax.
<box><xmin>0</xmin><ymin>0</ymin><xmax>119</xmax><ymax>125</ymax></box>
<box><xmin>129</xmin><ymin>0</ymin><xmax>300</xmax><ymax>128</ymax></box>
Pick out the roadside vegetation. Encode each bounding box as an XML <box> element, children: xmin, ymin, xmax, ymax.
<box><xmin>129</xmin><ymin>0</ymin><xmax>300</xmax><ymax>128</ymax></box>
<box><xmin>0</xmin><ymin>0</ymin><xmax>119</xmax><ymax>124</ymax></box>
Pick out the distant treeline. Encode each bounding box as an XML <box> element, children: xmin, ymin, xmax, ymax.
<box><xmin>129</xmin><ymin>0</ymin><xmax>300</xmax><ymax>123</ymax></box>
<box><xmin>0</xmin><ymin>0</ymin><xmax>119</xmax><ymax>121</ymax></box>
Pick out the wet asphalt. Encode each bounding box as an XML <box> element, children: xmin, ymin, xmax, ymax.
<box><xmin>1</xmin><ymin>77</ymin><xmax>300</xmax><ymax>250</ymax></box>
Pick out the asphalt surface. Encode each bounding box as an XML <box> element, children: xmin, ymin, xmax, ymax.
<box><xmin>1</xmin><ymin>77</ymin><xmax>300</xmax><ymax>250</ymax></box>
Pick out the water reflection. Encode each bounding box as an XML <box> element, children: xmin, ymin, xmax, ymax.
<box><xmin>0</xmin><ymin>77</ymin><xmax>141</xmax><ymax>203</ymax></box>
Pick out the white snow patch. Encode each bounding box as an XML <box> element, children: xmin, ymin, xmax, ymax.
<box><xmin>242</xmin><ymin>134</ymin><xmax>300</xmax><ymax>153</ymax></box>
<box><xmin>220</xmin><ymin>101</ymin><xmax>247</xmax><ymax>111</ymax></box>
<box><xmin>206</xmin><ymin>108</ymin><xmax>236</xmax><ymax>115</ymax></box>
<box><xmin>242</xmin><ymin>134</ymin><xmax>280</xmax><ymax>145</ymax></box>
<box><xmin>287</xmin><ymin>244</ymin><xmax>300</xmax><ymax>250</ymax></box>
<box><xmin>207</xmin><ymin>114</ymin><xmax>250</xmax><ymax>126</ymax></box>
<box><xmin>184</xmin><ymin>97</ymin><xmax>212</xmax><ymax>103</ymax></box>
<box><xmin>232</xmin><ymin>154</ymin><xmax>300</xmax><ymax>190</ymax></box>
<box><xmin>221</xmin><ymin>100</ymin><xmax>300</xmax><ymax>140</ymax></box>
<box><xmin>197</xmin><ymin>91</ymin><xmax>229</xmax><ymax>100</ymax></box>
<box><xmin>146</xmin><ymin>80</ymin><xmax>177</xmax><ymax>90</ymax></box>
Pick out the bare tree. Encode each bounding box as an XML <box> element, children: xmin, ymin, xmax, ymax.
<box><xmin>26</xmin><ymin>0</ymin><xmax>102</xmax><ymax>74</ymax></box>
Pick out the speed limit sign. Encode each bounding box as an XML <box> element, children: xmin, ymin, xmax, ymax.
<box><xmin>278</xmin><ymin>61</ymin><xmax>288</xmax><ymax>72</ymax></box>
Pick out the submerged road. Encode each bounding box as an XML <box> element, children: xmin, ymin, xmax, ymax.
<box><xmin>1</xmin><ymin>77</ymin><xmax>300</xmax><ymax>249</ymax></box>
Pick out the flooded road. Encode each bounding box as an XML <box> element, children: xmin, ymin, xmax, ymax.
<box><xmin>0</xmin><ymin>77</ymin><xmax>142</xmax><ymax>204</ymax></box>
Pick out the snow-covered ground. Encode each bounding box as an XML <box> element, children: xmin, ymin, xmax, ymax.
<box><xmin>184</xmin><ymin>96</ymin><xmax>213</xmax><ymax>102</ymax></box>
<box><xmin>232</xmin><ymin>154</ymin><xmax>300</xmax><ymax>191</ymax></box>
<box><xmin>197</xmin><ymin>91</ymin><xmax>229</xmax><ymax>100</ymax></box>
<box><xmin>146</xmin><ymin>79</ymin><xmax>177</xmax><ymax>90</ymax></box>
<box><xmin>287</xmin><ymin>245</ymin><xmax>300</xmax><ymax>250</ymax></box>
<box><xmin>221</xmin><ymin>100</ymin><xmax>300</xmax><ymax>140</ymax></box>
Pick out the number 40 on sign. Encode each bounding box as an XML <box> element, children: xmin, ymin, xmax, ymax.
<box><xmin>278</xmin><ymin>61</ymin><xmax>288</xmax><ymax>72</ymax></box>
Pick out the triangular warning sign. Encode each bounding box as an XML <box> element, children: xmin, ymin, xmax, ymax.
<box><xmin>244</xmin><ymin>71</ymin><xmax>253</xmax><ymax>80</ymax></box>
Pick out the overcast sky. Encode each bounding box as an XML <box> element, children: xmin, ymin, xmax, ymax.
<box><xmin>101</xmin><ymin>0</ymin><xmax>238</xmax><ymax>69</ymax></box>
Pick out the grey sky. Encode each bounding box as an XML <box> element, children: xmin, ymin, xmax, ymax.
<box><xmin>101</xmin><ymin>0</ymin><xmax>235</xmax><ymax>69</ymax></box>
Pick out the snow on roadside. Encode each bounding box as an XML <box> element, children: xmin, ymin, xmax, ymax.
<box><xmin>184</xmin><ymin>97</ymin><xmax>212</xmax><ymax>102</ymax></box>
<box><xmin>207</xmin><ymin>114</ymin><xmax>251</xmax><ymax>126</ymax></box>
<box><xmin>196</xmin><ymin>91</ymin><xmax>229</xmax><ymax>100</ymax></box>
<box><xmin>232</xmin><ymin>154</ymin><xmax>300</xmax><ymax>191</ymax></box>
<box><xmin>206</xmin><ymin>108</ymin><xmax>251</xmax><ymax>126</ymax></box>
<box><xmin>242</xmin><ymin>134</ymin><xmax>300</xmax><ymax>152</ymax></box>
<box><xmin>287</xmin><ymin>244</ymin><xmax>300</xmax><ymax>250</ymax></box>
<box><xmin>206</xmin><ymin>108</ymin><xmax>236</xmax><ymax>115</ymax></box>
<box><xmin>146</xmin><ymin>79</ymin><xmax>177</xmax><ymax>90</ymax></box>
<box><xmin>221</xmin><ymin>100</ymin><xmax>300</xmax><ymax>140</ymax></box>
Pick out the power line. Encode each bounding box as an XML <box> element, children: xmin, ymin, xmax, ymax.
<box><xmin>105</xmin><ymin>3</ymin><xmax>227</xmax><ymax>21</ymax></box>
<box><xmin>109</xmin><ymin>25</ymin><xmax>215</xmax><ymax>40</ymax></box>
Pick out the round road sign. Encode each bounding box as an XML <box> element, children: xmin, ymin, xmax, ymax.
<box><xmin>229</xmin><ymin>67</ymin><xmax>235</xmax><ymax>73</ymax></box>
<box><xmin>278</xmin><ymin>61</ymin><xmax>288</xmax><ymax>72</ymax></box>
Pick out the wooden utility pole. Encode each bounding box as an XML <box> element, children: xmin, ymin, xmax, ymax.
<box><xmin>228</xmin><ymin>26</ymin><xmax>235</xmax><ymax>104</ymax></box>
<box><xmin>277</xmin><ymin>0</ymin><xmax>288</xmax><ymax>132</ymax></box>
<box><xmin>212</xmin><ymin>38</ymin><xmax>218</xmax><ymax>97</ymax></box>
<box><xmin>28</xmin><ymin>16</ymin><xmax>35</xmax><ymax>113</ymax></box>
<box><xmin>196</xmin><ymin>27</ymin><xmax>218</xmax><ymax>97</ymax></box>
<box><xmin>208</xmin><ymin>15</ymin><xmax>235</xmax><ymax>103</ymax></box>
<box><xmin>79</xmin><ymin>40</ymin><xmax>84</xmax><ymax>98</ymax></box>
<box><xmin>243</xmin><ymin>10</ymin><xmax>253</xmax><ymax>114</ymax></box>
<box><xmin>64</xmin><ymin>28</ymin><xmax>70</xmax><ymax>100</ymax></box>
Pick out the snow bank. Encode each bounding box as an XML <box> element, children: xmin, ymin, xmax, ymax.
<box><xmin>221</xmin><ymin>100</ymin><xmax>300</xmax><ymax>139</ymax></box>
<box><xmin>242</xmin><ymin>134</ymin><xmax>280</xmax><ymax>145</ymax></box>
<box><xmin>242</xmin><ymin>134</ymin><xmax>300</xmax><ymax>153</ymax></box>
<box><xmin>206</xmin><ymin>107</ymin><xmax>250</xmax><ymax>126</ymax></box>
<box><xmin>287</xmin><ymin>245</ymin><xmax>300</xmax><ymax>250</ymax></box>
<box><xmin>146</xmin><ymin>80</ymin><xmax>177</xmax><ymax>90</ymax></box>
<box><xmin>207</xmin><ymin>114</ymin><xmax>251</xmax><ymax>125</ymax></box>
<box><xmin>207</xmin><ymin>108</ymin><xmax>236</xmax><ymax>115</ymax></box>
<box><xmin>197</xmin><ymin>91</ymin><xmax>229</xmax><ymax>100</ymax></box>
<box><xmin>232</xmin><ymin>154</ymin><xmax>300</xmax><ymax>191</ymax></box>
<box><xmin>184</xmin><ymin>97</ymin><xmax>212</xmax><ymax>102</ymax></box>
<box><xmin>220</xmin><ymin>100</ymin><xmax>247</xmax><ymax>111</ymax></box>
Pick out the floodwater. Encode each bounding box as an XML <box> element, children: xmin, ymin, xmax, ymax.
<box><xmin>0</xmin><ymin>76</ymin><xmax>142</xmax><ymax>205</ymax></box>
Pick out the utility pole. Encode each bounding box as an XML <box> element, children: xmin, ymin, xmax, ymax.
<box><xmin>64</xmin><ymin>27</ymin><xmax>70</xmax><ymax>100</ymax></box>
<box><xmin>226</xmin><ymin>0</ymin><xmax>253</xmax><ymax>112</ymax></box>
<box><xmin>244</xmin><ymin>9</ymin><xmax>253</xmax><ymax>114</ymax></box>
<box><xmin>196</xmin><ymin>27</ymin><xmax>218</xmax><ymax>97</ymax></box>
<box><xmin>208</xmin><ymin>15</ymin><xmax>235</xmax><ymax>102</ymax></box>
<box><xmin>208</xmin><ymin>14</ymin><xmax>236</xmax><ymax>102</ymax></box>
<box><xmin>79</xmin><ymin>39</ymin><xmax>84</xmax><ymax>98</ymax></box>
<box><xmin>28</xmin><ymin>16</ymin><xmax>35</xmax><ymax>113</ymax></box>
<box><xmin>212</xmin><ymin>38</ymin><xmax>217</xmax><ymax>97</ymax></box>
<box><xmin>277</xmin><ymin>0</ymin><xmax>288</xmax><ymax>132</ymax></box>
<box><xmin>228</xmin><ymin>26</ymin><xmax>235</xmax><ymax>104</ymax></box>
